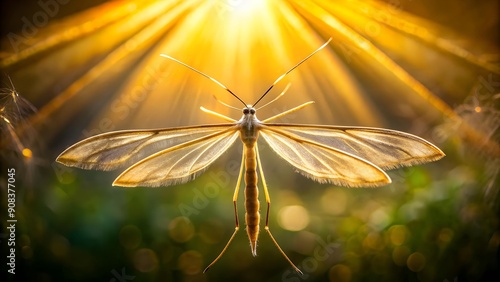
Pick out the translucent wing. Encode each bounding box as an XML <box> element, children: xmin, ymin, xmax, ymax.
<box><xmin>260</xmin><ymin>124</ymin><xmax>444</xmax><ymax>187</ymax></box>
<box><xmin>262</xmin><ymin>124</ymin><xmax>445</xmax><ymax>170</ymax></box>
<box><xmin>57</xmin><ymin>124</ymin><xmax>234</xmax><ymax>171</ymax></box>
<box><xmin>260</xmin><ymin>127</ymin><xmax>390</xmax><ymax>187</ymax></box>
<box><xmin>113</xmin><ymin>128</ymin><xmax>239</xmax><ymax>187</ymax></box>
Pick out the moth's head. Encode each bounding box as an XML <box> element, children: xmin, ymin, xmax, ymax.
<box><xmin>243</xmin><ymin>105</ymin><xmax>256</xmax><ymax>116</ymax></box>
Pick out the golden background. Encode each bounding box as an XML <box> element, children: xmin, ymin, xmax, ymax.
<box><xmin>0</xmin><ymin>0</ymin><xmax>498</xmax><ymax>281</ymax></box>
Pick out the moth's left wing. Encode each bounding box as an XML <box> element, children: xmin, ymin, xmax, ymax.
<box><xmin>113</xmin><ymin>127</ymin><xmax>239</xmax><ymax>187</ymax></box>
<box><xmin>262</xmin><ymin>124</ymin><xmax>444</xmax><ymax>170</ymax></box>
<box><xmin>57</xmin><ymin>125</ymin><xmax>234</xmax><ymax>171</ymax></box>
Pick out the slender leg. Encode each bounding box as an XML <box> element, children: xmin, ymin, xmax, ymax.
<box><xmin>203</xmin><ymin>149</ymin><xmax>245</xmax><ymax>273</ymax></box>
<box><xmin>262</xmin><ymin>101</ymin><xmax>315</xmax><ymax>123</ymax></box>
<box><xmin>255</xmin><ymin>144</ymin><xmax>303</xmax><ymax>275</ymax></box>
<box><xmin>200</xmin><ymin>106</ymin><xmax>236</xmax><ymax>122</ymax></box>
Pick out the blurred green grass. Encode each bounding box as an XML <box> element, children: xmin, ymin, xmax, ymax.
<box><xmin>1</xmin><ymin>137</ymin><xmax>498</xmax><ymax>281</ymax></box>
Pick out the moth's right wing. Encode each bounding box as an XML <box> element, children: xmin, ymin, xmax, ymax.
<box><xmin>56</xmin><ymin>124</ymin><xmax>237</xmax><ymax>171</ymax></box>
<box><xmin>259</xmin><ymin>124</ymin><xmax>444</xmax><ymax>187</ymax></box>
<box><xmin>259</xmin><ymin>125</ymin><xmax>391</xmax><ymax>187</ymax></box>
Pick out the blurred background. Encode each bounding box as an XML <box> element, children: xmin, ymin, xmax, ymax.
<box><xmin>0</xmin><ymin>0</ymin><xmax>498</xmax><ymax>281</ymax></box>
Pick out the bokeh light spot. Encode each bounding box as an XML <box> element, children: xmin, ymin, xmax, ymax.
<box><xmin>363</xmin><ymin>231</ymin><xmax>385</xmax><ymax>251</ymax></box>
<box><xmin>22</xmin><ymin>148</ymin><xmax>32</xmax><ymax>159</ymax></box>
<box><xmin>339</xmin><ymin>217</ymin><xmax>363</xmax><ymax>237</ymax></box>
<box><xmin>291</xmin><ymin>231</ymin><xmax>322</xmax><ymax>255</ymax></box>
<box><xmin>178</xmin><ymin>250</ymin><xmax>203</xmax><ymax>275</ymax></box>
<box><xmin>438</xmin><ymin>228</ymin><xmax>454</xmax><ymax>246</ymax></box>
<box><xmin>329</xmin><ymin>264</ymin><xmax>352</xmax><ymax>282</ymax></box>
<box><xmin>407</xmin><ymin>252</ymin><xmax>426</xmax><ymax>272</ymax></box>
<box><xmin>168</xmin><ymin>216</ymin><xmax>195</xmax><ymax>243</ymax></box>
<box><xmin>119</xmin><ymin>225</ymin><xmax>142</xmax><ymax>250</ymax></box>
<box><xmin>398</xmin><ymin>201</ymin><xmax>425</xmax><ymax>222</ymax></box>
<box><xmin>368</xmin><ymin>208</ymin><xmax>391</xmax><ymax>231</ymax></box>
<box><xmin>389</xmin><ymin>225</ymin><xmax>409</xmax><ymax>246</ymax></box>
<box><xmin>278</xmin><ymin>205</ymin><xmax>310</xmax><ymax>231</ymax></box>
<box><xmin>133</xmin><ymin>248</ymin><xmax>158</xmax><ymax>273</ymax></box>
<box><xmin>321</xmin><ymin>188</ymin><xmax>347</xmax><ymax>215</ymax></box>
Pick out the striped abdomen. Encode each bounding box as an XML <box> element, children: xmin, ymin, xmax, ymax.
<box><xmin>244</xmin><ymin>144</ymin><xmax>260</xmax><ymax>256</ymax></box>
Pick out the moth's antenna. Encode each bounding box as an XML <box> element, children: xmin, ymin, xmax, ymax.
<box><xmin>252</xmin><ymin>38</ymin><xmax>332</xmax><ymax>107</ymax></box>
<box><xmin>256</xmin><ymin>83</ymin><xmax>291</xmax><ymax>111</ymax></box>
<box><xmin>160</xmin><ymin>54</ymin><xmax>247</xmax><ymax>107</ymax></box>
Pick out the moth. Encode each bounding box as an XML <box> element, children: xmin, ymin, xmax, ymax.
<box><xmin>56</xmin><ymin>38</ymin><xmax>444</xmax><ymax>274</ymax></box>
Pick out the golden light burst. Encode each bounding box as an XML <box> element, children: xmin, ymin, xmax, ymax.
<box><xmin>1</xmin><ymin>0</ymin><xmax>497</xmax><ymax>155</ymax></box>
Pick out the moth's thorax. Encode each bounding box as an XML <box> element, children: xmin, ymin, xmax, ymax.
<box><xmin>238</xmin><ymin>107</ymin><xmax>261</xmax><ymax>146</ymax></box>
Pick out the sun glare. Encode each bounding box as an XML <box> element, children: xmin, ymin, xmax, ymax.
<box><xmin>1</xmin><ymin>0</ymin><xmax>493</xmax><ymax>151</ymax></box>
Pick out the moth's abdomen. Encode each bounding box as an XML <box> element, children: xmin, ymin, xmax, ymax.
<box><xmin>244</xmin><ymin>145</ymin><xmax>260</xmax><ymax>256</ymax></box>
